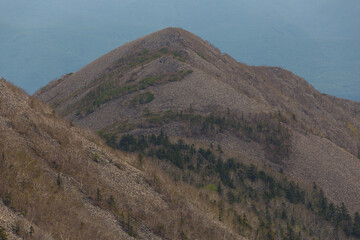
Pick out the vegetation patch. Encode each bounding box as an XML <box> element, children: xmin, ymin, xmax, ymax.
<box><xmin>347</xmin><ymin>122</ymin><xmax>358</xmax><ymax>136</ymax></box>
<box><xmin>205</xmin><ymin>184</ymin><xmax>217</xmax><ymax>192</ymax></box>
<box><xmin>196</xmin><ymin>52</ymin><xmax>207</xmax><ymax>61</ymax></box>
<box><xmin>117</xmin><ymin>48</ymin><xmax>163</xmax><ymax>69</ymax></box>
<box><xmin>70</xmin><ymin>48</ymin><xmax>192</xmax><ymax>116</ymax></box>
<box><xmin>140</xmin><ymin>110</ymin><xmax>291</xmax><ymax>161</ymax></box>
<box><xmin>159</xmin><ymin>48</ymin><xmax>186</xmax><ymax>62</ymax></box>
<box><xmin>101</xmin><ymin>132</ymin><xmax>360</xmax><ymax>239</ymax></box>
<box><xmin>130</xmin><ymin>92</ymin><xmax>155</xmax><ymax>105</ymax></box>
<box><xmin>98</xmin><ymin>121</ymin><xmax>137</xmax><ymax>136</ymax></box>
<box><xmin>115</xmin><ymin>48</ymin><xmax>186</xmax><ymax>72</ymax></box>
<box><xmin>74</xmin><ymin>69</ymin><xmax>192</xmax><ymax>116</ymax></box>
<box><xmin>0</xmin><ymin>226</ymin><xmax>7</xmax><ymax>240</ymax></box>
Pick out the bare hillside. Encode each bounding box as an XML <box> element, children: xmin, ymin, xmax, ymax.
<box><xmin>0</xmin><ymin>79</ymin><xmax>246</xmax><ymax>240</ymax></box>
<box><xmin>35</xmin><ymin>28</ymin><xmax>360</xmax><ymax>215</ymax></box>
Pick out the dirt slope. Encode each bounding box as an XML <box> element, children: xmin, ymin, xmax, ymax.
<box><xmin>35</xmin><ymin>28</ymin><xmax>360</xmax><ymax>216</ymax></box>
<box><xmin>1</xmin><ymin>78</ymin><xmax>246</xmax><ymax>239</ymax></box>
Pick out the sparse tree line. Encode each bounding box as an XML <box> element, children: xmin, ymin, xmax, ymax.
<box><xmin>133</xmin><ymin>109</ymin><xmax>292</xmax><ymax>161</ymax></box>
<box><xmin>101</xmin><ymin>132</ymin><xmax>360</xmax><ymax>239</ymax></box>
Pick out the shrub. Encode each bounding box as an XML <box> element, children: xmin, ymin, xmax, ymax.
<box><xmin>130</xmin><ymin>92</ymin><xmax>155</xmax><ymax>105</ymax></box>
<box><xmin>93</xmin><ymin>153</ymin><xmax>100</xmax><ymax>163</ymax></box>
<box><xmin>0</xmin><ymin>226</ymin><xmax>7</xmax><ymax>240</ymax></box>
<box><xmin>205</xmin><ymin>184</ymin><xmax>217</xmax><ymax>192</ymax></box>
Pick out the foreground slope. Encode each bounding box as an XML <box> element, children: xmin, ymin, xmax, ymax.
<box><xmin>35</xmin><ymin>28</ymin><xmax>360</xmax><ymax>215</ymax></box>
<box><xmin>2</xmin><ymin>79</ymin><xmax>358</xmax><ymax>239</ymax></box>
<box><xmin>0</xmin><ymin>79</ymin><xmax>246</xmax><ymax>240</ymax></box>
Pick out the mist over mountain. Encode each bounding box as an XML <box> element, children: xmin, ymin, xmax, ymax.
<box><xmin>1</xmin><ymin>0</ymin><xmax>359</xmax><ymax>99</ymax></box>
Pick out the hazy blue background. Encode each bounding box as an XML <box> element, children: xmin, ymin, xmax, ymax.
<box><xmin>0</xmin><ymin>0</ymin><xmax>359</xmax><ymax>100</ymax></box>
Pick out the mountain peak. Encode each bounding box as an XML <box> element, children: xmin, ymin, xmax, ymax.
<box><xmin>34</xmin><ymin>27</ymin><xmax>223</xmax><ymax>107</ymax></box>
<box><xmin>129</xmin><ymin>27</ymin><xmax>221</xmax><ymax>59</ymax></box>
<box><xmin>131</xmin><ymin>27</ymin><xmax>186</xmax><ymax>50</ymax></box>
<box><xmin>148</xmin><ymin>27</ymin><xmax>186</xmax><ymax>38</ymax></box>
<box><xmin>35</xmin><ymin>28</ymin><xmax>360</xmax><ymax>216</ymax></box>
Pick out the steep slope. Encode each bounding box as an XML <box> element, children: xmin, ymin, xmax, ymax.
<box><xmin>0</xmin><ymin>78</ymin><xmax>247</xmax><ymax>240</ymax></box>
<box><xmin>35</xmin><ymin>27</ymin><xmax>360</xmax><ymax>216</ymax></box>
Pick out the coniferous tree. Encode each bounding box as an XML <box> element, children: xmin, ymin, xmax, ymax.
<box><xmin>353</xmin><ymin>212</ymin><xmax>360</xmax><ymax>237</ymax></box>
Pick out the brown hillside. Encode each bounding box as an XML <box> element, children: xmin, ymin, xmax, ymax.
<box><xmin>35</xmin><ymin>28</ymin><xmax>360</xmax><ymax>216</ymax></box>
<box><xmin>0</xmin><ymin>79</ymin><xmax>246</xmax><ymax>239</ymax></box>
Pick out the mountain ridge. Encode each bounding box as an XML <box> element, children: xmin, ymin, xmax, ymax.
<box><xmin>35</xmin><ymin>28</ymin><xmax>360</xmax><ymax>215</ymax></box>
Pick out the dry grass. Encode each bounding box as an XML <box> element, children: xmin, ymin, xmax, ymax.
<box><xmin>1</xmin><ymin>73</ymin><xmax>359</xmax><ymax>240</ymax></box>
<box><xmin>33</xmin><ymin>27</ymin><xmax>360</xmax><ymax>217</ymax></box>
<box><xmin>0</xmin><ymin>79</ymin><xmax>250</xmax><ymax>239</ymax></box>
